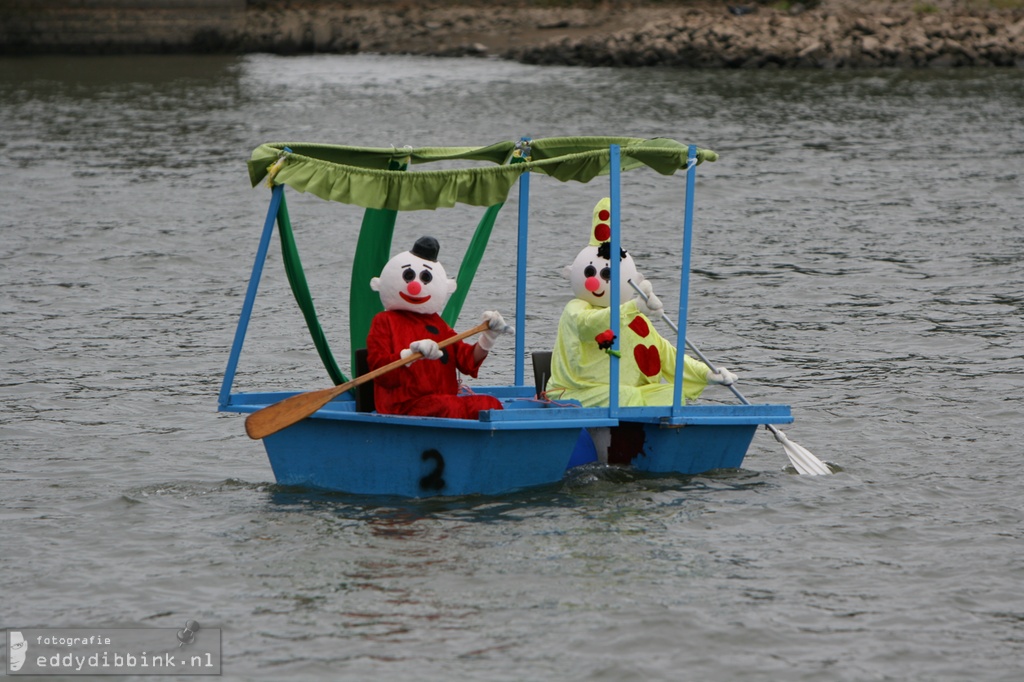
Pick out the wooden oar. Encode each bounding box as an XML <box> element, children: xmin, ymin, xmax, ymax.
<box><xmin>627</xmin><ymin>279</ymin><xmax>832</xmax><ymax>475</ymax></box>
<box><xmin>245</xmin><ymin>322</ymin><xmax>491</xmax><ymax>440</ymax></box>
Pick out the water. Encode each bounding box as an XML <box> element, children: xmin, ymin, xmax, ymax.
<box><xmin>1</xmin><ymin>54</ymin><xmax>1023</xmax><ymax>680</ymax></box>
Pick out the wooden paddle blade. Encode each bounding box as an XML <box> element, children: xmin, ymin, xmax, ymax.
<box><xmin>245</xmin><ymin>383</ymin><xmax>350</xmax><ymax>440</ymax></box>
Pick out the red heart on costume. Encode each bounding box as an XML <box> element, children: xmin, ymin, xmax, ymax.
<box><xmin>633</xmin><ymin>344</ymin><xmax>661</xmax><ymax>377</ymax></box>
<box><xmin>628</xmin><ymin>316</ymin><xmax>650</xmax><ymax>338</ymax></box>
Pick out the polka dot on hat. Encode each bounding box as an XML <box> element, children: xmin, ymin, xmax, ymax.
<box><xmin>590</xmin><ymin>197</ymin><xmax>613</xmax><ymax>246</ymax></box>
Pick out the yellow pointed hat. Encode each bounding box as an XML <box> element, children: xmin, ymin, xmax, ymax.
<box><xmin>590</xmin><ymin>197</ymin><xmax>612</xmax><ymax>246</ymax></box>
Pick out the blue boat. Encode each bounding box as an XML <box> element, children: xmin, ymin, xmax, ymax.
<box><xmin>218</xmin><ymin>136</ymin><xmax>797</xmax><ymax>497</ymax></box>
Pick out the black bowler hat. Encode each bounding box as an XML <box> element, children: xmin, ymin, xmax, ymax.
<box><xmin>411</xmin><ymin>236</ymin><xmax>440</xmax><ymax>262</ymax></box>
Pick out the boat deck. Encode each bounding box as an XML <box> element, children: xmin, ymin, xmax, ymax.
<box><xmin>221</xmin><ymin>386</ymin><xmax>794</xmax><ymax>431</ymax></box>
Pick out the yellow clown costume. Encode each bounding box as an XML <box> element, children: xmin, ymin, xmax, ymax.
<box><xmin>547</xmin><ymin>198</ymin><xmax>717</xmax><ymax>408</ymax></box>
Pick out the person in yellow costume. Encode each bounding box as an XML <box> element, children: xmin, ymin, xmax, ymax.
<box><xmin>547</xmin><ymin>198</ymin><xmax>737</xmax><ymax>408</ymax></box>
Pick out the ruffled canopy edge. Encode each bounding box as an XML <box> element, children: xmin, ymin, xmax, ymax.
<box><xmin>248</xmin><ymin>136</ymin><xmax>718</xmax><ymax>211</ymax></box>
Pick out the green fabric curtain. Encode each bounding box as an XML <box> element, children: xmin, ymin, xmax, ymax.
<box><xmin>347</xmin><ymin>210</ymin><xmax>397</xmax><ymax>370</ymax></box>
<box><xmin>439</xmin><ymin>152</ymin><xmax>528</xmax><ymax>328</ymax></box>
<box><xmin>441</xmin><ymin>201</ymin><xmax>504</xmax><ymax>329</ymax></box>
<box><xmin>276</xmin><ymin>192</ymin><xmax>349</xmax><ymax>386</ymax></box>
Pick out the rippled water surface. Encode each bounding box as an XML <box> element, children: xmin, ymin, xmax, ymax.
<box><xmin>1</xmin><ymin>55</ymin><xmax>1023</xmax><ymax>681</ymax></box>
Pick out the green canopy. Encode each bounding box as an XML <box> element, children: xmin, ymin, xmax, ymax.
<box><xmin>249</xmin><ymin>137</ymin><xmax>718</xmax><ymax>211</ymax></box>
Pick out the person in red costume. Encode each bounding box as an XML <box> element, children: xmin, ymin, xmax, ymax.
<box><xmin>366</xmin><ymin>236</ymin><xmax>512</xmax><ymax>419</ymax></box>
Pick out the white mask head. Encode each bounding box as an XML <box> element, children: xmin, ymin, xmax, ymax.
<box><xmin>567</xmin><ymin>242</ymin><xmax>640</xmax><ymax>307</ymax></box>
<box><xmin>564</xmin><ymin>197</ymin><xmax>642</xmax><ymax>307</ymax></box>
<box><xmin>369</xmin><ymin>236</ymin><xmax>457</xmax><ymax>316</ymax></box>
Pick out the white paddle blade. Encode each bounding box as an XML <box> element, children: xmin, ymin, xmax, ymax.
<box><xmin>774</xmin><ymin>429</ymin><xmax>832</xmax><ymax>475</ymax></box>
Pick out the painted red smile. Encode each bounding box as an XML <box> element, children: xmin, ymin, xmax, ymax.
<box><xmin>400</xmin><ymin>292</ymin><xmax>431</xmax><ymax>304</ymax></box>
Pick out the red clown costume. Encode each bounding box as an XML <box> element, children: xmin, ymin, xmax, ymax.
<box><xmin>366</xmin><ymin>236</ymin><xmax>509</xmax><ymax>419</ymax></box>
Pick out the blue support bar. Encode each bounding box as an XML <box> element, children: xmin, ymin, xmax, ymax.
<box><xmin>218</xmin><ymin>184</ymin><xmax>284</xmax><ymax>407</ymax></box>
<box><xmin>608</xmin><ymin>145</ymin><xmax>622</xmax><ymax>418</ymax></box>
<box><xmin>514</xmin><ymin>170</ymin><xmax>530</xmax><ymax>387</ymax></box>
<box><xmin>672</xmin><ymin>145</ymin><xmax>698</xmax><ymax>416</ymax></box>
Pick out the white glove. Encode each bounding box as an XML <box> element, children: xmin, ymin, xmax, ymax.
<box><xmin>706</xmin><ymin>366</ymin><xmax>737</xmax><ymax>386</ymax></box>
<box><xmin>401</xmin><ymin>338</ymin><xmax>443</xmax><ymax>361</ymax></box>
<box><xmin>478</xmin><ymin>310</ymin><xmax>514</xmax><ymax>351</ymax></box>
<box><xmin>635</xmin><ymin>279</ymin><xmax>664</xmax><ymax>320</ymax></box>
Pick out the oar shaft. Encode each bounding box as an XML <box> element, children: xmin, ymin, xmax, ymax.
<box><xmin>626</xmin><ymin>280</ymin><xmax>787</xmax><ymax>437</ymax></box>
<box><xmin>627</xmin><ymin>279</ymin><xmax>828</xmax><ymax>470</ymax></box>
<box><xmin>244</xmin><ymin>321</ymin><xmax>490</xmax><ymax>440</ymax></box>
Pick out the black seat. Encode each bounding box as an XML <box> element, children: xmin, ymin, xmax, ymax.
<box><xmin>354</xmin><ymin>348</ymin><xmax>375</xmax><ymax>413</ymax></box>
<box><xmin>531</xmin><ymin>351</ymin><xmax>552</xmax><ymax>399</ymax></box>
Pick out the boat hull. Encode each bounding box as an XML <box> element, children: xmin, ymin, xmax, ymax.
<box><xmin>223</xmin><ymin>392</ymin><xmax>793</xmax><ymax>497</ymax></box>
<box><xmin>261</xmin><ymin>417</ymin><xmax>586</xmax><ymax>498</ymax></box>
<box><xmin>630</xmin><ymin>423</ymin><xmax>757</xmax><ymax>473</ymax></box>
<box><xmin>593</xmin><ymin>404</ymin><xmax>790</xmax><ymax>473</ymax></box>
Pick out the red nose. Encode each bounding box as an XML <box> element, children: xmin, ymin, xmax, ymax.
<box><xmin>585</xmin><ymin>276</ymin><xmax>601</xmax><ymax>292</ymax></box>
<box><xmin>407</xmin><ymin>281</ymin><xmax>422</xmax><ymax>295</ymax></box>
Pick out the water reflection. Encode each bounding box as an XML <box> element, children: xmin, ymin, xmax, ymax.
<box><xmin>0</xmin><ymin>54</ymin><xmax>241</xmax><ymax>87</ymax></box>
<box><xmin>260</xmin><ymin>463</ymin><xmax>769</xmax><ymax>526</ymax></box>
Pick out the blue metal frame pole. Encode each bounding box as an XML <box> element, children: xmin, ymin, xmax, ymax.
<box><xmin>672</xmin><ymin>145</ymin><xmax>698</xmax><ymax>415</ymax></box>
<box><xmin>218</xmin><ymin>184</ymin><xmax>283</xmax><ymax>407</ymax></box>
<box><xmin>514</xmin><ymin>169</ymin><xmax>530</xmax><ymax>387</ymax></box>
<box><xmin>608</xmin><ymin>145</ymin><xmax>622</xmax><ymax>418</ymax></box>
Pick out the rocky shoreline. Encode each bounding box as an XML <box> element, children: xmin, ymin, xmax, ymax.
<box><xmin>3</xmin><ymin>1</ymin><xmax>1023</xmax><ymax>68</ymax></box>
<box><xmin>508</xmin><ymin>4</ymin><xmax>1024</xmax><ymax>68</ymax></box>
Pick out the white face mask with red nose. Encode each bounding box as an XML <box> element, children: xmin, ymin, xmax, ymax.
<box><xmin>370</xmin><ymin>249</ymin><xmax>457</xmax><ymax>316</ymax></box>
<box><xmin>566</xmin><ymin>244</ymin><xmax>641</xmax><ymax>308</ymax></box>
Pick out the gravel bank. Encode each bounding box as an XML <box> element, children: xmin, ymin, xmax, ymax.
<box><xmin>3</xmin><ymin>1</ymin><xmax>1023</xmax><ymax>68</ymax></box>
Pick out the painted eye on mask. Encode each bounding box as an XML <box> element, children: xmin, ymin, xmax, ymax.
<box><xmin>419</xmin><ymin>270</ymin><xmax>433</xmax><ymax>284</ymax></box>
<box><xmin>584</xmin><ymin>264</ymin><xmax>597</xmax><ymax>278</ymax></box>
<box><xmin>600</xmin><ymin>267</ymin><xmax>611</xmax><ymax>282</ymax></box>
<box><xmin>402</xmin><ymin>268</ymin><xmax>416</xmax><ymax>283</ymax></box>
